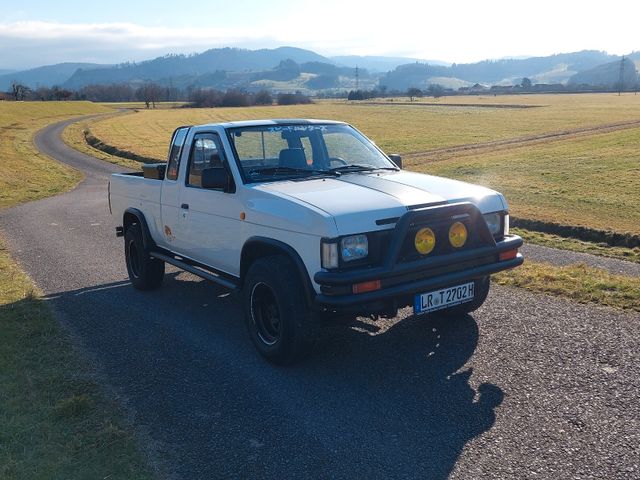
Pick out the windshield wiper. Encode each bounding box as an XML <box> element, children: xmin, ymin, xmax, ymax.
<box><xmin>247</xmin><ymin>166</ymin><xmax>341</xmax><ymax>177</ymax></box>
<box><xmin>330</xmin><ymin>164</ymin><xmax>398</xmax><ymax>173</ymax></box>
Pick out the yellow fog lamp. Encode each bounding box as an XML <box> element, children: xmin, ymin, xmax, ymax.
<box><xmin>415</xmin><ymin>227</ymin><xmax>436</xmax><ymax>255</ymax></box>
<box><xmin>449</xmin><ymin>221</ymin><xmax>467</xmax><ymax>248</ymax></box>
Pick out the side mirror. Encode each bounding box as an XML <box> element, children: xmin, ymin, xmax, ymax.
<box><xmin>389</xmin><ymin>154</ymin><xmax>402</xmax><ymax>169</ymax></box>
<box><xmin>201</xmin><ymin>167</ymin><xmax>232</xmax><ymax>191</ymax></box>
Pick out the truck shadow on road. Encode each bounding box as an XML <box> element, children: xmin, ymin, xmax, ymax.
<box><xmin>40</xmin><ymin>272</ymin><xmax>504</xmax><ymax>479</ymax></box>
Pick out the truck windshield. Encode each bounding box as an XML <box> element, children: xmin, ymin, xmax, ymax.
<box><xmin>227</xmin><ymin>123</ymin><xmax>397</xmax><ymax>182</ymax></box>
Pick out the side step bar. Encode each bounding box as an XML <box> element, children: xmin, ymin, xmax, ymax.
<box><xmin>150</xmin><ymin>251</ymin><xmax>238</xmax><ymax>290</ymax></box>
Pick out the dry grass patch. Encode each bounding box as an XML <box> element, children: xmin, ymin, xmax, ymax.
<box><xmin>495</xmin><ymin>261</ymin><xmax>640</xmax><ymax>312</ymax></box>
<box><xmin>62</xmin><ymin>113</ymin><xmax>146</xmax><ymax>171</ymax></box>
<box><xmin>513</xmin><ymin>228</ymin><xmax>640</xmax><ymax>264</ymax></box>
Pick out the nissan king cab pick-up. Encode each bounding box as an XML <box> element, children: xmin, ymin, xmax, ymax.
<box><xmin>109</xmin><ymin>119</ymin><xmax>523</xmax><ymax>364</ymax></box>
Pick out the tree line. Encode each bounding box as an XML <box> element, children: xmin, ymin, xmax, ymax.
<box><xmin>1</xmin><ymin>81</ymin><xmax>313</xmax><ymax>107</ymax></box>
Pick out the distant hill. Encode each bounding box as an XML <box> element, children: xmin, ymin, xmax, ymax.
<box><xmin>331</xmin><ymin>55</ymin><xmax>449</xmax><ymax>72</ymax></box>
<box><xmin>568</xmin><ymin>57</ymin><xmax>639</xmax><ymax>88</ymax></box>
<box><xmin>3</xmin><ymin>47</ymin><xmax>640</xmax><ymax>95</ymax></box>
<box><xmin>0</xmin><ymin>63</ymin><xmax>109</xmax><ymax>91</ymax></box>
<box><xmin>380</xmin><ymin>50</ymin><xmax>618</xmax><ymax>90</ymax></box>
<box><xmin>64</xmin><ymin>47</ymin><xmax>330</xmax><ymax>89</ymax></box>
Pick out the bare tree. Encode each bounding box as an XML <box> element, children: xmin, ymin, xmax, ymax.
<box><xmin>11</xmin><ymin>82</ymin><xmax>30</xmax><ymax>101</ymax></box>
<box><xmin>428</xmin><ymin>84</ymin><xmax>445</xmax><ymax>98</ymax></box>
<box><xmin>407</xmin><ymin>87</ymin><xmax>422</xmax><ymax>102</ymax></box>
<box><xmin>136</xmin><ymin>82</ymin><xmax>162</xmax><ymax>108</ymax></box>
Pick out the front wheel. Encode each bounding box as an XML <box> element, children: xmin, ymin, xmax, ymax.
<box><xmin>243</xmin><ymin>255</ymin><xmax>317</xmax><ymax>365</ymax></box>
<box><xmin>440</xmin><ymin>276</ymin><xmax>490</xmax><ymax>316</ymax></box>
<box><xmin>124</xmin><ymin>223</ymin><xmax>165</xmax><ymax>290</ymax></box>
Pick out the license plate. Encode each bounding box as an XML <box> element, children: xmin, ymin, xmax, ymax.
<box><xmin>414</xmin><ymin>281</ymin><xmax>475</xmax><ymax>315</ymax></box>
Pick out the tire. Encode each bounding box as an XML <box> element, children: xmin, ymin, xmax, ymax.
<box><xmin>243</xmin><ymin>255</ymin><xmax>317</xmax><ymax>365</ymax></box>
<box><xmin>124</xmin><ymin>223</ymin><xmax>165</xmax><ymax>290</ymax></box>
<box><xmin>440</xmin><ymin>276</ymin><xmax>490</xmax><ymax>316</ymax></box>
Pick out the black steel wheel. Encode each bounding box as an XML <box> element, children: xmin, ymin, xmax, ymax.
<box><xmin>124</xmin><ymin>223</ymin><xmax>165</xmax><ymax>290</ymax></box>
<box><xmin>243</xmin><ymin>255</ymin><xmax>317</xmax><ymax>365</ymax></box>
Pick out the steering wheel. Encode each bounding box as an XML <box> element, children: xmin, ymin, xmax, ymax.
<box><xmin>328</xmin><ymin>157</ymin><xmax>348</xmax><ymax>168</ymax></box>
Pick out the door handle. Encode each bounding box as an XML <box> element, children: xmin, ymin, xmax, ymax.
<box><xmin>181</xmin><ymin>203</ymin><xmax>189</xmax><ymax>210</ymax></box>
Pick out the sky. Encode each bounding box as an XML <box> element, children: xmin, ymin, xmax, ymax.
<box><xmin>1</xmin><ymin>0</ymin><xmax>639</xmax><ymax>70</ymax></box>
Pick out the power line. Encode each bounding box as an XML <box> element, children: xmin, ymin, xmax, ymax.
<box><xmin>618</xmin><ymin>55</ymin><xmax>625</xmax><ymax>96</ymax></box>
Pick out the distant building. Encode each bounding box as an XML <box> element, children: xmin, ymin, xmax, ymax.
<box><xmin>469</xmin><ymin>83</ymin><xmax>488</xmax><ymax>93</ymax></box>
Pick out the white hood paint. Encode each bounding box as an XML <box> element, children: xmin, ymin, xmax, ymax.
<box><xmin>256</xmin><ymin>171</ymin><xmax>507</xmax><ymax>235</ymax></box>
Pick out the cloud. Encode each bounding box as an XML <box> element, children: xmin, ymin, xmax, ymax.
<box><xmin>0</xmin><ymin>21</ymin><xmax>281</xmax><ymax>69</ymax></box>
<box><xmin>1</xmin><ymin>4</ymin><xmax>639</xmax><ymax>71</ymax></box>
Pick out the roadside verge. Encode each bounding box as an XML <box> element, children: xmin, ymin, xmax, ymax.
<box><xmin>0</xmin><ymin>104</ymin><xmax>154</xmax><ymax>479</ymax></box>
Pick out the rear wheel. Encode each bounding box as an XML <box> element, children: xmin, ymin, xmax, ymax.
<box><xmin>124</xmin><ymin>223</ymin><xmax>165</xmax><ymax>290</ymax></box>
<box><xmin>440</xmin><ymin>276</ymin><xmax>490</xmax><ymax>316</ymax></box>
<box><xmin>243</xmin><ymin>255</ymin><xmax>317</xmax><ymax>365</ymax></box>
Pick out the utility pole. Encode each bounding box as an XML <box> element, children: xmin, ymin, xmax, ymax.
<box><xmin>355</xmin><ymin>65</ymin><xmax>359</xmax><ymax>91</ymax></box>
<box><xmin>618</xmin><ymin>56</ymin><xmax>625</xmax><ymax>96</ymax></box>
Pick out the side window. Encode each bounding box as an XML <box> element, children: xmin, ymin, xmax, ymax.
<box><xmin>187</xmin><ymin>133</ymin><xmax>226</xmax><ymax>188</ymax></box>
<box><xmin>166</xmin><ymin>127</ymin><xmax>188</xmax><ymax>181</ymax></box>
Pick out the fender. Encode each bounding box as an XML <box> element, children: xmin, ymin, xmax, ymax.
<box><xmin>123</xmin><ymin>207</ymin><xmax>156</xmax><ymax>251</ymax></box>
<box><xmin>241</xmin><ymin>236</ymin><xmax>316</xmax><ymax>305</ymax></box>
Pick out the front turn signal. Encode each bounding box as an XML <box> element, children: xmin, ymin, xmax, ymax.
<box><xmin>353</xmin><ymin>280</ymin><xmax>381</xmax><ymax>294</ymax></box>
<box><xmin>499</xmin><ymin>249</ymin><xmax>519</xmax><ymax>261</ymax></box>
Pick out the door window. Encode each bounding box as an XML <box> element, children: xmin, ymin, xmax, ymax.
<box><xmin>187</xmin><ymin>133</ymin><xmax>226</xmax><ymax>188</ymax></box>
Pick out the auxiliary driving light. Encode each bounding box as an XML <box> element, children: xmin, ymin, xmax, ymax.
<box><xmin>448</xmin><ymin>221</ymin><xmax>468</xmax><ymax>248</ymax></box>
<box><xmin>415</xmin><ymin>227</ymin><xmax>436</xmax><ymax>255</ymax></box>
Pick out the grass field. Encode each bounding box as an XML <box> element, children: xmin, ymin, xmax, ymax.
<box><xmin>89</xmin><ymin>93</ymin><xmax>640</xmax><ymax>159</ymax></box>
<box><xmin>0</xmin><ymin>101</ymin><xmax>152</xmax><ymax>479</ymax></box>
<box><xmin>0</xmin><ymin>101</ymin><xmax>112</xmax><ymax>209</ymax></box>
<box><xmin>423</xmin><ymin>126</ymin><xmax>640</xmax><ymax>235</ymax></box>
<box><xmin>84</xmin><ymin>94</ymin><xmax>640</xmax><ymax>236</ymax></box>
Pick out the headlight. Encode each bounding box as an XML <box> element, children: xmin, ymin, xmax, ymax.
<box><xmin>503</xmin><ymin>214</ymin><xmax>509</xmax><ymax>236</ymax></box>
<box><xmin>483</xmin><ymin>212</ymin><xmax>502</xmax><ymax>236</ymax></box>
<box><xmin>341</xmin><ymin>234</ymin><xmax>368</xmax><ymax>262</ymax></box>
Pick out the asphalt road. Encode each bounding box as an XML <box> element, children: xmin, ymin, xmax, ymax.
<box><xmin>1</xmin><ymin>117</ymin><xmax>639</xmax><ymax>479</ymax></box>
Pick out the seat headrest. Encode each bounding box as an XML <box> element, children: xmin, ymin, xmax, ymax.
<box><xmin>279</xmin><ymin>148</ymin><xmax>307</xmax><ymax>169</ymax></box>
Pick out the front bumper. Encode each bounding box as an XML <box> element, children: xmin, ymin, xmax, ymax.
<box><xmin>313</xmin><ymin>201</ymin><xmax>523</xmax><ymax>313</ymax></box>
<box><xmin>314</xmin><ymin>234</ymin><xmax>523</xmax><ymax>308</ymax></box>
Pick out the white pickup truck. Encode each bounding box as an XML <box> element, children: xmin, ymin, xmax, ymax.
<box><xmin>109</xmin><ymin>119</ymin><xmax>523</xmax><ymax>364</ymax></box>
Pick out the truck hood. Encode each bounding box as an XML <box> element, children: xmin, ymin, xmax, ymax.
<box><xmin>256</xmin><ymin>170</ymin><xmax>506</xmax><ymax>235</ymax></box>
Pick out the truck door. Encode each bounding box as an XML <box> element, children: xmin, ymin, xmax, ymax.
<box><xmin>177</xmin><ymin>132</ymin><xmax>242</xmax><ymax>276</ymax></box>
<box><xmin>157</xmin><ymin>126</ymin><xmax>189</xmax><ymax>252</ymax></box>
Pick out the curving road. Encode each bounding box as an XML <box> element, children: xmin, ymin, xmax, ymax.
<box><xmin>1</xmin><ymin>116</ymin><xmax>639</xmax><ymax>479</ymax></box>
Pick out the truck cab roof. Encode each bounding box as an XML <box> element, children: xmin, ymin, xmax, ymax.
<box><xmin>195</xmin><ymin>118</ymin><xmax>347</xmax><ymax>130</ymax></box>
